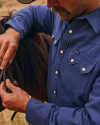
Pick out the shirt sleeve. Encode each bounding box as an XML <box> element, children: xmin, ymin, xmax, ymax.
<box><xmin>26</xmin><ymin>76</ymin><xmax>100</xmax><ymax>125</ymax></box>
<box><xmin>5</xmin><ymin>5</ymin><xmax>55</xmax><ymax>39</ymax></box>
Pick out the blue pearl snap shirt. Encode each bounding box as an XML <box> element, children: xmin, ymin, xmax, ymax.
<box><xmin>5</xmin><ymin>5</ymin><xmax>100</xmax><ymax>125</ymax></box>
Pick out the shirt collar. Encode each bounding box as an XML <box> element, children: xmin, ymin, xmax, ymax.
<box><xmin>76</xmin><ymin>7</ymin><xmax>100</xmax><ymax>34</ymax></box>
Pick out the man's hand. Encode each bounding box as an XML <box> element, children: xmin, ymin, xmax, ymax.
<box><xmin>0</xmin><ymin>79</ymin><xmax>30</xmax><ymax>113</ymax></box>
<box><xmin>0</xmin><ymin>27</ymin><xmax>21</xmax><ymax>69</ymax></box>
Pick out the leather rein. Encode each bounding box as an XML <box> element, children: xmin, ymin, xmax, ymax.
<box><xmin>0</xmin><ymin>59</ymin><xmax>24</xmax><ymax>120</ymax></box>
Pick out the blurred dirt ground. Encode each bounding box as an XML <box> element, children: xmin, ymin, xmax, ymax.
<box><xmin>0</xmin><ymin>109</ymin><xmax>28</xmax><ymax>125</ymax></box>
<box><xmin>0</xmin><ymin>0</ymin><xmax>47</xmax><ymax>124</ymax></box>
<box><xmin>0</xmin><ymin>0</ymin><xmax>47</xmax><ymax>16</ymax></box>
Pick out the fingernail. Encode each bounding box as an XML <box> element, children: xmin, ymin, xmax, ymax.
<box><xmin>6</xmin><ymin>79</ymin><xmax>10</xmax><ymax>82</ymax></box>
<box><xmin>0</xmin><ymin>66</ymin><xmax>4</xmax><ymax>70</ymax></box>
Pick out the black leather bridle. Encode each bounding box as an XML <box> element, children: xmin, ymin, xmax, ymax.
<box><xmin>0</xmin><ymin>60</ymin><xmax>24</xmax><ymax>120</ymax></box>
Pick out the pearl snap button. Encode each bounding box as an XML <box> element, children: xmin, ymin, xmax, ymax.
<box><xmin>69</xmin><ymin>30</ymin><xmax>72</xmax><ymax>33</ymax></box>
<box><xmin>54</xmin><ymin>91</ymin><xmax>56</xmax><ymax>94</ymax></box>
<box><xmin>82</xmin><ymin>68</ymin><xmax>86</xmax><ymax>72</ymax></box>
<box><xmin>60</xmin><ymin>50</ymin><xmax>63</xmax><ymax>54</ymax></box>
<box><xmin>71</xmin><ymin>59</ymin><xmax>74</xmax><ymax>63</ymax></box>
<box><xmin>52</xmin><ymin>35</ymin><xmax>54</xmax><ymax>38</ymax></box>
<box><xmin>54</xmin><ymin>40</ymin><xmax>56</xmax><ymax>43</ymax></box>
<box><xmin>55</xmin><ymin>71</ymin><xmax>58</xmax><ymax>74</ymax></box>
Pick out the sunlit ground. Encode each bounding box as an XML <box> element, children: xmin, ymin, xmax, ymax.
<box><xmin>0</xmin><ymin>109</ymin><xmax>28</xmax><ymax>125</ymax></box>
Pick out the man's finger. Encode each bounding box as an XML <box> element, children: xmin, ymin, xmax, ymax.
<box><xmin>0</xmin><ymin>82</ymin><xmax>7</xmax><ymax>97</ymax></box>
<box><xmin>0</xmin><ymin>82</ymin><xmax>6</xmax><ymax>92</ymax></box>
<box><xmin>0</xmin><ymin>82</ymin><xmax>5</xmax><ymax>89</ymax></box>
<box><xmin>5</xmin><ymin>79</ymin><xmax>16</xmax><ymax>92</ymax></box>
<box><xmin>0</xmin><ymin>42</ymin><xmax>8</xmax><ymax>68</ymax></box>
<box><xmin>0</xmin><ymin>46</ymin><xmax>17</xmax><ymax>69</ymax></box>
<box><xmin>0</xmin><ymin>36</ymin><xmax>3</xmax><ymax>48</ymax></box>
<box><xmin>9</xmin><ymin>52</ymin><xmax>16</xmax><ymax>64</ymax></box>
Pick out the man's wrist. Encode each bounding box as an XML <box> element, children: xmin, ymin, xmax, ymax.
<box><xmin>5</xmin><ymin>27</ymin><xmax>21</xmax><ymax>40</ymax></box>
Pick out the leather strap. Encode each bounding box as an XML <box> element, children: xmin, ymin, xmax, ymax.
<box><xmin>0</xmin><ymin>60</ymin><xmax>24</xmax><ymax>120</ymax></box>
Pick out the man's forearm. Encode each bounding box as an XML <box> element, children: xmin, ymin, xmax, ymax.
<box><xmin>5</xmin><ymin>5</ymin><xmax>54</xmax><ymax>38</ymax></box>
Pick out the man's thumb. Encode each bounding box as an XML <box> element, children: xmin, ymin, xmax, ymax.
<box><xmin>6</xmin><ymin>79</ymin><xmax>15</xmax><ymax>92</ymax></box>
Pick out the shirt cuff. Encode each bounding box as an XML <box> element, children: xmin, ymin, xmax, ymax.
<box><xmin>5</xmin><ymin>18</ymin><xmax>25</xmax><ymax>39</ymax></box>
<box><xmin>26</xmin><ymin>99</ymin><xmax>51</xmax><ymax>125</ymax></box>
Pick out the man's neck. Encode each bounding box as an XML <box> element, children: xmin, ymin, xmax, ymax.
<box><xmin>82</xmin><ymin>0</ymin><xmax>100</xmax><ymax>16</ymax></box>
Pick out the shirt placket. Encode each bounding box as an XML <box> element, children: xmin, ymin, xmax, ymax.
<box><xmin>53</xmin><ymin>19</ymin><xmax>84</xmax><ymax>103</ymax></box>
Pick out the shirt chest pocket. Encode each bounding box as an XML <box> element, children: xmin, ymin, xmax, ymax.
<box><xmin>60</xmin><ymin>49</ymin><xmax>96</xmax><ymax>94</ymax></box>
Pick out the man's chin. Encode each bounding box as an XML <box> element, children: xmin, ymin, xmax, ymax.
<box><xmin>59</xmin><ymin>14</ymin><xmax>72</xmax><ymax>21</ymax></box>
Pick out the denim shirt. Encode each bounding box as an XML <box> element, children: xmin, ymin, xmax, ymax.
<box><xmin>5</xmin><ymin>5</ymin><xmax>100</xmax><ymax>125</ymax></box>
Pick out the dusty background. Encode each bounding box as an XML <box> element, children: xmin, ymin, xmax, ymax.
<box><xmin>0</xmin><ymin>0</ymin><xmax>47</xmax><ymax>16</ymax></box>
<box><xmin>0</xmin><ymin>0</ymin><xmax>47</xmax><ymax>125</ymax></box>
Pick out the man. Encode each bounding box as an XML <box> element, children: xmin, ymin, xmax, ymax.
<box><xmin>0</xmin><ymin>0</ymin><xmax>100</xmax><ymax>124</ymax></box>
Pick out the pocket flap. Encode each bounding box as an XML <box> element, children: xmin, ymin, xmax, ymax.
<box><xmin>68</xmin><ymin>49</ymin><xmax>96</xmax><ymax>74</ymax></box>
